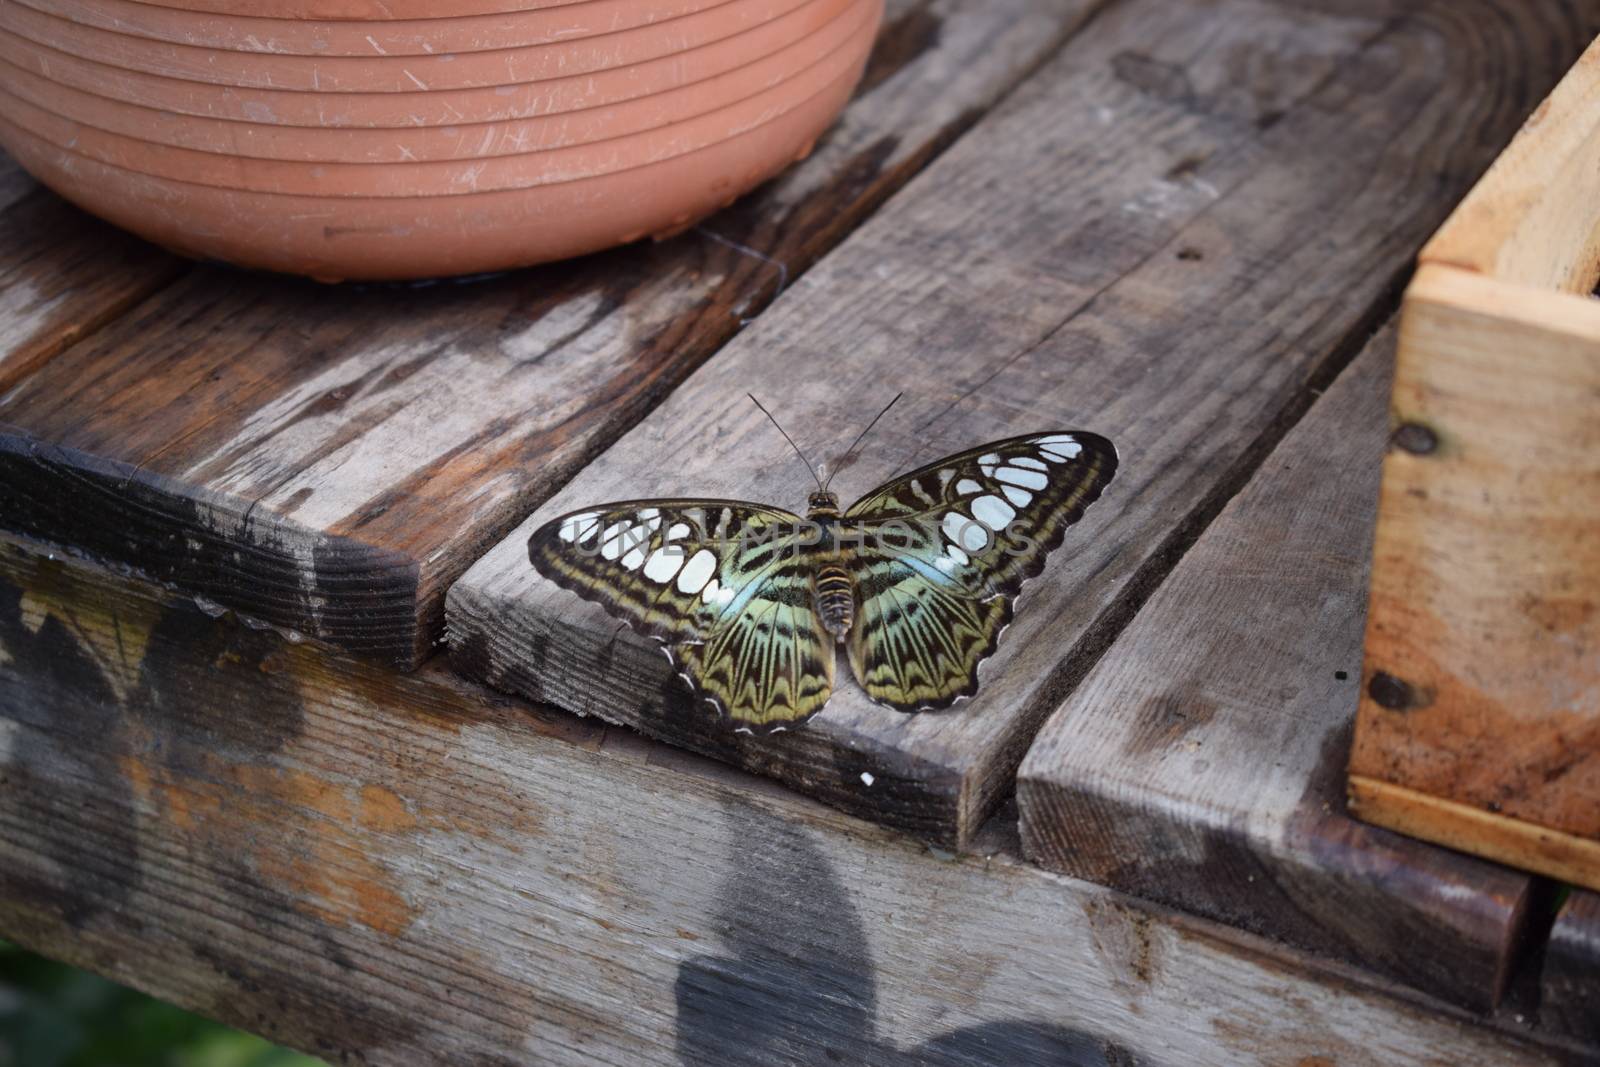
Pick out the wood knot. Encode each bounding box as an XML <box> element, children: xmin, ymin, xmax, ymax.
<box><xmin>1367</xmin><ymin>671</ymin><xmax>1432</xmax><ymax>712</ymax></box>
<box><xmin>1391</xmin><ymin>422</ymin><xmax>1438</xmax><ymax>455</ymax></box>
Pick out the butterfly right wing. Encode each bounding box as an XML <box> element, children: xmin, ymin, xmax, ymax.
<box><xmin>527</xmin><ymin>500</ymin><xmax>834</xmax><ymax>731</ymax></box>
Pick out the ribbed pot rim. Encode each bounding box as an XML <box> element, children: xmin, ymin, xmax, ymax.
<box><xmin>2</xmin><ymin>0</ymin><xmax>831</xmax><ymax>94</ymax></box>
<box><xmin>0</xmin><ymin>0</ymin><xmax>871</xmax><ymax>164</ymax></box>
<box><xmin>19</xmin><ymin>0</ymin><xmax>750</xmax><ymax>58</ymax></box>
<box><xmin>0</xmin><ymin>46</ymin><xmax>865</xmax><ymax>199</ymax></box>
<box><xmin>0</xmin><ymin>0</ymin><xmax>851</xmax><ymax>127</ymax></box>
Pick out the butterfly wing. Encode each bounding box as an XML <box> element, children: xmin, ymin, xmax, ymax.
<box><xmin>842</xmin><ymin>432</ymin><xmax>1117</xmax><ymax>710</ymax></box>
<box><xmin>528</xmin><ymin>500</ymin><xmax>833</xmax><ymax>731</ymax></box>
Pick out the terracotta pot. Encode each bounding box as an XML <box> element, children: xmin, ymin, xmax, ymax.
<box><xmin>0</xmin><ymin>0</ymin><xmax>869</xmax><ymax>162</ymax></box>
<box><xmin>27</xmin><ymin>0</ymin><xmax>741</xmax><ymax>57</ymax></box>
<box><xmin>122</xmin><ymin>0</ymin><xmax>606</xmax><ymax>19</ymax></box>
<box><xmin>3</xmin><ymin>0</ymin><xmax>828</xmax><ymax>92</ymax></box>
<box><xmin>0</xmin><ymin>66</ymin><xmax>858</xmax><ymax>279</ymax></box>
<box><xmin>0</xmin><ymin>40</ymin><xmax>864</xmax><ymax>194</ymax></box>
<box><xmin>0</xmin><ymin>0</ymin><xmax>848</xmax><ymax>126</ymax></box>
<box><xmin>0</xmin><ymin>0</ymin><xmax>883</xmax><ymax>280</ymax></box>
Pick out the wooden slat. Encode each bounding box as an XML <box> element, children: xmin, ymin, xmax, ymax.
<box><xmin>1015</xmin><ymin>326</ymin><xmax>1534</xmax><ymax>1012</ymax></box>
<box><xmin>1543</xmin><ymin>890</ymin><xmax>1600</xmax><ymax>1045</ymax></box>
<box><xmin>0</xmin><ymin>171</ymin><xmax>181</xmax><ymax>394</ymax></box>
<box><xmin>0</xmin><ymin>534</ymin><xmax>1589</xmax><ymax>1067</ymax></box>
<box><xmin>1422</xmin><ymin>35</ymin><xmax>1600</xmax><ymax>294</ymax></box>
<box><xmin>0</xmin><ymin>0</ymin><xmax>1096</xmax><ymax>669</ymax></box>
<box><xmin>447</xmin><ymin>0</ymin><xmax>1598</xmax><ymax>846</ymax></box>
<box><xmin>1348</xmin><ymin>269</ymin><xmax>1600</xmax><ymax>888</ymax></box>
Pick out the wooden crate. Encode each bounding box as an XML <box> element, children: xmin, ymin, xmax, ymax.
<box><xmin>1349</xmin><ymin>38</ymin><xmax>1600</xmax><ymax>891</ymax></box>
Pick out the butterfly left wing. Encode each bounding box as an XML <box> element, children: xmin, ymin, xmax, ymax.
<box><xmin>527</xmin><ymin>499</ymin><xmax>834</xmax><ymax>731</ymax></box>
<box><xmin>842</xmin><ymin>432</ymin><xmax>1117</xmax><ymax>711</ymax></box>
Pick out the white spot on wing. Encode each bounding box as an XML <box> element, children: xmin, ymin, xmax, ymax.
<box><xmin>971</xmin><ymin>495</ymin><xmax>1016</xmax><ymax>530</ymax></box>
<box><xmin>677</xmin><ymin>549</ymin><xmax>717</xmax><ymax>593</ymax></box>
<box><xmin>559</xmin><ymin>512</ymin><xmax>598</xmax><ymax>543</ymax></box>
<box><xmin>955</xmin><ymin>478</ymin><xmax>982</xmax><ymax>495</ymax></box>
<box><xmin>1002</xmin><ymin>484</ymin><xmax>1032</xmax><ymax>508</ymax></box>
<box><xmin>1011</xmin><ymin>456</ymin><xmax>1048</xmax><ymax>471</ymax></box>
<box><xmin>997</xmin><ymin>466</ymin><xmax>1048</xmax><ymax>490</ymax></box>
<box><xmin>643</xmin><ymin>547</ymin><xmax>682</xmax><ymax>583</ymax></box>
<box><xmin>1039</xmin><ymin>435</ymin><xmax>1082</xmax><ymax>460</ymax></box>
<box><xmin>599</xmin><ymin>521</ymin><xmax>630</xmax><ymax>560</ymax></box>
<box><xmin>860</xmin><ymin>772</ymin><xmax>875</xmax><ymax>786</ymax></box>
<box><xmin>620</xmin><ymin>545</ymin><xmax>646</xmax><ymax>570</ymax></box>
<box><xmin>942</xmin><ymin>510</ymin><xmax>991</xmax><ymax>553</ymax></box>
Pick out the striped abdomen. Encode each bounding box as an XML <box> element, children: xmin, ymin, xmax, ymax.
<box><xmin>813</xmin><ymin>563</ymin><xmax>854</xmax><ymax>641</ymax></box>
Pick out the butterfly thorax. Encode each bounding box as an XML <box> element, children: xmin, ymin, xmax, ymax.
<box><xmin>805</xmin><ymin>491</ymin><xmax>855</xmax><ymax>642</ymax></box>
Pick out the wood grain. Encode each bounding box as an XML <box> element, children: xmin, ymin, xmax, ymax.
<box><xmin>449</xmin><ymin>0</ymin><xmax>1600</xmax><ymax>847</ymax></box>
<box><xmin>1350</xmin><ymin>38</ymin><xmax>1600</xmax><ymax>885</ymax></box>
<box><xmin>1543</xmin><ymin>890</ymin><xmax>1600</xmax><ymax>1045</ymax></box>
<box><xmin>0</xmin><ymin>173</ymin><xmax>181</xmax><ymax>395</ymax></box>
<box><xmin>1423</xmin><ymin>36</ymin><xmax>1600</xmax><ymax>293</ymax></box>
<box><xmin>1348</xmin><ymin>775</ymin><xmax>1600</xmax><ymax>892</ymax></box>
<box><xmin>0</xmin><ymin>533</ymin><xmax>1590</xmax><ymax>1067</ymax></box>
<box><xmin>0</xmin><ymin>0</ymin><xmax>1093</xmax><ymax>668</ymax></box>
<box><xmin>1350</xmin><ymin>265</ymin><xmax>1600</xmax><ymax>883</ymax></box>
<box><xmin>1015</xmin><ymin>326</ymin><xmax>1534</xmax><ymax>1012</ymax></box>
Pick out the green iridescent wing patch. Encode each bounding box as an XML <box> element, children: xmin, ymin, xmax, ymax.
<box><xmin>528</xmin><ymin>499</ymin><xmax>832</xmax><ymax>730</ymax></box>
<box><xmin>528</xmin><ymin>432</ymin><xmax>1116</xmax><ymax>730</ymax></box>
<box><xmin>841</xmin><ymin>432</ymin><xmax>1118</xmax><ymax>710</ymax></box>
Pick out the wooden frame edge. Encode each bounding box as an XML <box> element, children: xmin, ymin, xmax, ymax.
<box><xmin>1348</xmin><ymin>775</ymin><xmax>1600</xmax><ymax>892</ymax></box>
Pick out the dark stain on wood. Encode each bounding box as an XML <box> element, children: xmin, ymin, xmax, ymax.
<box><xmin>1366</xmin><ymin>670</ymin><xmax>1434</xmax><ymax>713</ymax></box>
<box><xmin>1124</xmin><ymin>691</ymin><xmax>1220</xmax><ymax>757</ymax></box>
<box><xmin>675</xmin><ymin>799</ymin><xmax>1150</xmax><ymax>1066</ymax></box>
<box><xmin>0</xmin><ymin>433</ymin><xmax>424</xmax><ymax>664</ymax></box>
<box><xmin>858</xmin><ymin>2</ymin><xmax>944</xmax><ymax>96</ymax></box>
<box><xmin>0</xmin><ymin>571</ymin><xmax>142</xmax><ymax>928</ymax></box>
<box><xmin>129</xmin><ymin>607</ymin><xmax>307</xmax><ymax>760</ymax></box>
<box><xmin>1541</xmin><ymin>891</ymin><xmax>1600</xmax><ymax>1046</ymax></box>
<box><xmin>1391</xmin><ymin>422</ymin><xmax>1440</xmax><ymax>456</ymax></box>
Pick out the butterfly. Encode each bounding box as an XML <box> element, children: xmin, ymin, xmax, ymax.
<box><xmin>528</xmin><ymin>397</ymin><xmax>1117</xmax><ymax>733</ymax></box>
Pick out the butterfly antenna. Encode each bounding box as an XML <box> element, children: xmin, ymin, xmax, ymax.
<box><xmin>749</xmin><ymin>393</ymin><xmax>825</xmax><ymax>492</ymax></box>
<box><xmin>823</xmin><ymin>393</ymin><xmax>902</xmax><ymax>492</ymax></box>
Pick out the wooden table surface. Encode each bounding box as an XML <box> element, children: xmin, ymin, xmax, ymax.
<box><xmin>2</xmin><ymin>1</ymin><xmax>1599</xmax><ymax>1064</ymax></box>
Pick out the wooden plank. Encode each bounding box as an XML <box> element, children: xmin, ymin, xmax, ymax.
<box><xmin>0</xmin><ymin>0</ymin><xmax>1096</xmax><ymax>669</ymax></box>
<box><xmin>1423</xmin><ymin>36</ymin><xmax>1600</xmax><ymax>293</ymax></box>
<box><xmin>1349</xmin><ymin>83</ymin><xmax>1600</xmax><ymax>882</ymax></box>
<box><xmin>0</xmin><ymin>167</ymin><xmax>181</xmax><ymax>394</ymax></box>
<box><xmin>1350</xmin><ymin>265</ymin><xmax>1600</xmax><ymax>887</ymax></box>
<box><xmin>1348</xmin><ymin>775</ymin><xmax>1600</xmax><ymax>893</ymax></box>
<box><xmin>1543</xmin><ymin>890</ymin><xmax>1600</xmax><ymax>1045</ymax></box>
<box><xmin>448</xmin><ymin>0</ymin><xmax>1599</xmax><ymax>847</ymax></box>
<box><xmin>0</xmin><ymin>534</ymin><xmax>1589</xmax><ymax>1067</ymax></box>
<box><xmin>1014</xmin><ymin>325</ymin><xmax>1535</xmax><ymax>1012</ymax></box>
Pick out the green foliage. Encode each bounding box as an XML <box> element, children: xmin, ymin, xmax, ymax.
<box><xmin>0</xmin><ymin>942</ymin><xmax>325</xmax><ymax>1067</ymax></box>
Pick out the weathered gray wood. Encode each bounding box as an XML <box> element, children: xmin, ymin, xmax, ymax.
<box><xmin>1543</xmin><ymin>891</ymin><xmax>1600</xmax><ymax>1045</ymax></box>
<box><xmin>0</xmin><ymin>0</ymin><xmax>1095</xmax><ymax>669</ymax></box>
<box><xmin>0</xmin><ymin>534</ymin><xmax>1590</xmax><ymax>1067</ymax></box>
<box><xmin>448</xmin><ymin>0</ymin><xmax>1600</xmax><ymax>846</ymax></box>
<box><xmin>0</xmin><ymin>156</ymin><xmax>180</xmax><ymax>393</ymax></box>
<box><xmin>1014</xmin><ymin>325</ymin><xmax>1538</xmax><ymax>1012</ymax></box>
